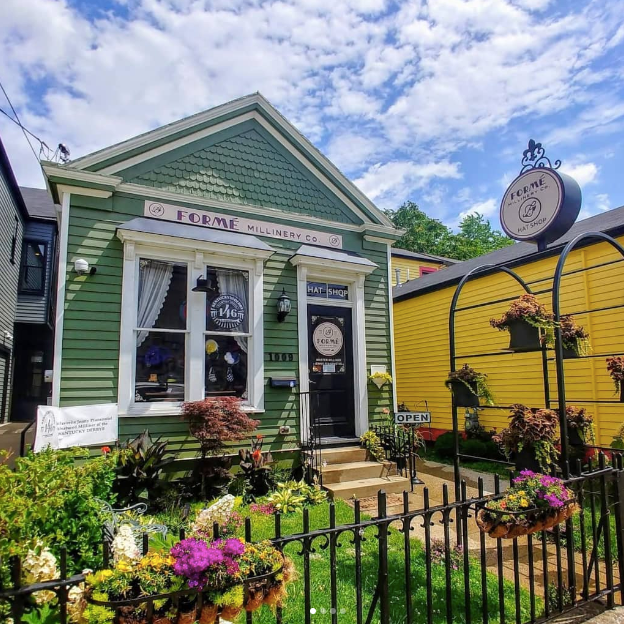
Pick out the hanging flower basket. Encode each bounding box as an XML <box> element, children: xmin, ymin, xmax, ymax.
<box><xmin>85</xmin><ymin>538</ymin><xmax>293</xmax><ymax>624</ymax></box>
<box><xmin>490</xmin><ymin>294</ymin><xmax>555</xmax><ymax>352</ymax></box>
<box><xmin>445</xmin><ymin>364</ymin><xmax>494</xmax><ymax>407</ymax></box>
<box><xmin>476</xmin><ymin>471</ymin><xmax>579</xmax><ymax>539</ymax></box>
<box><xmin>369</xmin><ymin>372</ymin><xmax>393</xmax><ymax>389</ymax></box>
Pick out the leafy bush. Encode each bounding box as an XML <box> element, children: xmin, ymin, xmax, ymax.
<box><xmin>360</xmin><ymin>430</ymin><xmax>385</xmax><ymax>462</ymax></box>
<box><xmin>181</xmin><ymin>397</ymin><xmax>259</xmax><ymax>498</ymax></box>
<box><xmin>238</xmin><ymin>435</ymin><xmax>275</xmax><ymax>502</ymax></box>
<box><xmin>434</xmin><ymin>432</ymin><xmax>456</xmax><ymax>459</ymax></box>
<box><xmin>114</xmin><ymin>430</ymin><xmax>176</xmax><ymax>506</ymax></box>
<box><xmin>0</xmin><ymin>448</ymin><xmax>116</xmax><ymax>590</ymax></box>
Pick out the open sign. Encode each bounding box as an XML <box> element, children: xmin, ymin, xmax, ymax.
<box><xmin>394</xmin><ymin>411</ymin><xmax>431</xmax><ymax>425</ymax></box>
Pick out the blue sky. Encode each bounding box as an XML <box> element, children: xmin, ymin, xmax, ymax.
<box><xmin>1</xmin><ymin>0</ymin><xmax>623</xmax><ymax>230</ymax></box>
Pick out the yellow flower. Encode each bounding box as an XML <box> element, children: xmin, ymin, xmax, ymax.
<box><xmin>520</xmin><ymin>498</ymin><xmax>530</xmax><ymax>508</ymax></box>
<box><xmin>517</xmin><ymin>491</ymin><xmax>526</xmax><ymax>496</ymax></box>
<box><xmin>116</xmin><ymin>560</ymin><xmax>134</xmax><ymax>573</ymax></box>
<box><xmin>100</xmin><ymin>570</ymin><xmax>114</xmax><ymax>580</ymax></box>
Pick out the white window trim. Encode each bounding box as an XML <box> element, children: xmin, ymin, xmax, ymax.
<box><xmin>291</xmin><ymin>256</ymin><xmax>376</xmax><ymax>442</ymax></box>
<box><xmin>117</xmin><ymin>231</ymin><xmax>269</xmax><ymax>417</ymax></box>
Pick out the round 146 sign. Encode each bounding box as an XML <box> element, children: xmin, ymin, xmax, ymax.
<box><xmin>500</xmin><ymin>167</ymin><xmax>581</xmax><ymax>246</ymax></box>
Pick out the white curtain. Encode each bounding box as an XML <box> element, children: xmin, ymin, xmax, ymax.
<box><xmin>137</xmin><ymin>260</ymin><xmax>173</xmax><ymax>346</ymax></box>
<box><xmin>216</xmin><ymin>269</ymin><xmax>249</xmax><ymax>353</ymax></box>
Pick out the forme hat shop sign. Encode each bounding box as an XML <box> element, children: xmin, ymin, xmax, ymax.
<box><xmin>500</xmin><ymin>140</ymin><xmax>582</xmax><ymax>249</ymax></box>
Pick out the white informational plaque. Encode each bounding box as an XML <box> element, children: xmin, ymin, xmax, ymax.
<box><xmin>34</xmin><ymin>403</ymin><xmax>118</xmax><ymax>452</ymax></box>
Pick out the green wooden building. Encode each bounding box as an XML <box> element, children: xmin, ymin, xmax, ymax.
<box><xmin>43</xmin><ymin>94</ymin><xmax>400</xmax><ymax>456</ymax></box>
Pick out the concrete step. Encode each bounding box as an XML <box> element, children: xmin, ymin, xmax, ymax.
<box><xmin>319</xmin><ymin>446</ymin><xmax>367</xmax><ymax>464</ymax></box>
<box><xmin>324</xmin><ymin>475</ymin><xmax>411</xmax><ymax>500</ymax></box>
<box><xmin>321</xmin><ymin>460</ymin><xmax>396</xmax><ymax>484</ymax></box>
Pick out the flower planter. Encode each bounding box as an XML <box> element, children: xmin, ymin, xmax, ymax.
<box><xmin>371</xmin><ymin>378</ymin><xmax>387</xmax><ymax>389</ymax></box>
<box><xmin>568</xmin><ymin>427</ymin><xmax>584</xmax><ymax>447</ymax></box>
<box><xmin>221</xmin><ymin>606</ymin><xmax>243</xmax><ymax>620</ymax></box>
<box><xmin>449</xmin><ymin>380</ymin><xmax>480</xmax><ymax>408</ymax></box>
<box><xmin>562</xmin><ymin>346</ymin><xmax>579</xmax><ymax>359</ymax></box>
<box><xmin>507</xmin><ymin>320</ymin><xmax>542</xmax><ymax>352</ymax></box>
<box><xmin>620</xmin><ymin>386</ymin><xmax>624</xmax><ymax>403</ymax></box>
<box><xmin>198</xmin><ymin>603</ymin><xmax>218</xmax><ymax>624</ymax></box>
<box><xmin>476</xmin><ymin>501</ymin><xmax>578</xmax><ymax>539</ymax></box>
<box><xmin>513</xmin><ymin>446</ymin><xmax>542</xmax><ymax>473</ymax></box>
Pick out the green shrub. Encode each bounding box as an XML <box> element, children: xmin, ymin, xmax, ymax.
<box><xmin>434</xmin><ymin>432</ymin><xmax>456</xmax><ymax>459</ymax></box>
<box><xmin>460</xmin><ymin>438</ymin><xmax>488</xmax><ymax>459</ymax></box>
<box><xmin>0</xmin><ymin>448</ymin><xmax>116</xmax><ymax>585</ymax></box>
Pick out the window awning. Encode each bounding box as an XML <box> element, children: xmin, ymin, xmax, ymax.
<box><xmin>116</xmin><ymin>217</ymin><xmax>274</xmax><ymax>259</ymax></box>
<box><xmin>289</xmin><ymin>244</ymin><xmax>378</xmax><ymax>275</ymax></box>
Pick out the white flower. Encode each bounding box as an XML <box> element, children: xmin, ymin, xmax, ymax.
<box><xmin>22</xmin><ymin>542</ymin><xmax>59</xmax><ymax>605</ymax></box>
<box><xmin>191</xmin><ymin>494</ymin><xmax>236</xmax><ymax>538</ymax></box>
<box><xmin>67</xmin><ymin>584</ymin><xmax>87</xmax><ymax>623</ymax></box>
<box><xmin>112</xmin><ymin>524</ymin><xmax>140</xmax><ymax>565</ymax></box>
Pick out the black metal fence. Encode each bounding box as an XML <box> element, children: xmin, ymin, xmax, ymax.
<box><xmin>2</xmin><ymin>457</ymin><xmax>623</xmax><ymax>624</ymax></box>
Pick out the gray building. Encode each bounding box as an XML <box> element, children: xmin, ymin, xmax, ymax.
<box><xmin>11</xmin><ymin>187</ymin><xmax>58</xmax><ymax>421</ymax></box>
<box><xmin>0</xmin><ymin>137</ymin><xmax>27</xmax><ymax>423</ymax></box>
<box><xmin>0</xmin><ymin>136</ymin><xmax>59</xmax><ymax>428</ymax></box>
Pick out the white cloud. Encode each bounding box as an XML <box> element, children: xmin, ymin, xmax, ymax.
<box><xmin>458</xmin><ymin>198</ymin><xmax>499</xmax><ymax>222</ymax></box>
<box><xmin>559</xmin><ymin>162</ymin><xmax>599</xmax><ymax>188</ymax></box>
<box><xmin>578</xmin><ymin>193</ymin><xmax>611</xmax><ymax>221</ymax></box>
<box><xmin>0</xmin><ymin>0</ymin><xmax>622</xmax><ymax>217</ymax></box>
<box><xmin>354</xmin><ymin>159</ymin><xmax>462</xmax><ymax>209</ymax></box>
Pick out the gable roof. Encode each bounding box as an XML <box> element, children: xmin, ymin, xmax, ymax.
<box><xmin>391</xmin><ymin>247</ymin><xmax>459</xmax><ymax>266</ymax></box>
<box><xmin>19</xmin><ymin>187</ymin><xmax>58</xmax><ymax>222</ymax></box>
<box><xmin>393</xmin><ymin>204</ymin><xmax>624</xmax><ymax>302</ymax></box>
<box><xmin>67</xmin><ymin>93</ymin><xmax>394</xmax><ymax>229</ymax></box>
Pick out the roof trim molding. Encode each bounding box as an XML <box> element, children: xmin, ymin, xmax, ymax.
<box><xmin>62</xmin><ymin>93</ymin><xmax>394</xmax><ymax>229</ymax></box>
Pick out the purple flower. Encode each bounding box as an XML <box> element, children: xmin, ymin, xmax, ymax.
<box><xmin>222</xmin><ymin>538</ymin><xmax>245</xmax><ymax>557</ymax></box>
<box><xmin>544</xmin><ymin>494</ymin><xmax>564</xmax><ymax>509</ymax></box>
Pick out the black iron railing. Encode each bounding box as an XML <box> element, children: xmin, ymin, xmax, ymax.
<box><xmin>2</xmin><ymin>457</ymin><xmax>623</xmax><ymax>624</ymax></box>
<box><xmin>299</xmin><ymin>390</ymin><xmax>323</xmax><ymax>486</ymax></box>
<box><xmin>371</xmin><ymin>424</ymin><xmax>420</xmax><ymax>490</ymax></box>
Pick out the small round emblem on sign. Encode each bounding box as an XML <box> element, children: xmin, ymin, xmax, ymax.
<box><xmin>148</xmin><ymin>203</ymin><xmax>165</xmax><ymax>217</ymax></box>
<box><xmin>313</xmin><ymin>322</ymin><xmax>344</xmax><ymax>356</ymax></box>
<box><xmin>210</xmin><ymin>294</ymin><xmax>245</xmax><ymax>330</ymax></box>
<box><xmin>329</xmin><ymin>235</ymin><xmax>341</xmax><ymax>248</ymax></box>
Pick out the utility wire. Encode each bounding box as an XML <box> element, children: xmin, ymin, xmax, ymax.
<box><xmin>0</xmin><ymin>107</ymin><xmax>52</xmax><ymax>158</ymax></box>
<box><xmin>0</xmin><ymin>79</ymin><xmax>48</xmax><ymax>164</ymax></box>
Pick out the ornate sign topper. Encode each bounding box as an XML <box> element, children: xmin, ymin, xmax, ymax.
<box><xmin>500</xmin><ymin>140</ymin><xmax>582</xmax><ymax>248</ymax></box>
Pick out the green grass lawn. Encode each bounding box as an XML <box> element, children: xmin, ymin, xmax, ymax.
<box><xmin>225</xmin><ymin>500</ymin><xmax>539</xmax><ymax>624</ymax></box>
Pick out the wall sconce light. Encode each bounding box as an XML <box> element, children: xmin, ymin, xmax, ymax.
<box><xmin>192</xmin><ymin>275</ymin><xmax>215</xmax><ymax>293</ymax></box>
<box><xmin>74</xmin><ymin>258</ymin><xmax>96</xmax><ymax>276</ymax></box>
<box><xmin>277</xmin><ymin>288</ymin><xmax>291</xmax><ymax>322</ymax></box>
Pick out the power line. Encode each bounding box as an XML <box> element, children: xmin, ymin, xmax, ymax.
<box><xmin>0</xmin><ymin>106</ymin><xmax>52</xmax><ymax>158</ymax></box>
<box><xmin>0</xmin><ymin>78</ymin><xmax>42</xmax><ymax>164</ymax></box>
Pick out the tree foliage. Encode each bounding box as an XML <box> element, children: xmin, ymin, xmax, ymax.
<box><xmin>386</xmin><ymin>201</ymin><xmax>513</xmax><ymax>261</ymax></box>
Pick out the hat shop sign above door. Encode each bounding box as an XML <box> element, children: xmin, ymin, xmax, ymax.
<box><xmin>144</xmin><ymin>201</ymin><xmax>343</xmax><ymax>249</ymax></box>
<box><xmin>500</xmin><ymin>140</ymin><xmax>582</xmax><ymax>250</ymax></box>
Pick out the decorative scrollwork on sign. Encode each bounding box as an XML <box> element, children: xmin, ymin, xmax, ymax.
<box><xmin>520</xmin><ymin>139</ymin><xmax>562</xmax><ymax>173</ymax></box>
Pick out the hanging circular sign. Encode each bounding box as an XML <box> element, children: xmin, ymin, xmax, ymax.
<box><xmin>210</xmin><ymin>294</ymin><xmax>245</xmax><ymax>330</ymax></box>
<box><xmin>313</xmin><ymin>322</ymin><xmax>344</xmax><ymax>356</ymax></box>
<box><xmin>500</xmin><ymin>168</ymin><xmax>581</xmax><ymax>245</ymax></box>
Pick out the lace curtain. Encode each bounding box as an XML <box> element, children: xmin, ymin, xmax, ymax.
<box><xmin>215</xmin><ymin>269</ymin><xmax>249</xmax><ymax>353</ymax></box>
<box><xmin>136</xmin><ymin>260</ymin><xmax>173</xmax><ymax>346</ymax></box>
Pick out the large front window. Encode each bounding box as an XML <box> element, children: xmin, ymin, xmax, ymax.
<box><xmin>204</xmin><ymin>267</ymin><xmax>250</xmax><ymax>400</ymax></box>
<box><xmin>131</xmin><ymin>259</ymin><xmax>252</xmax><ymax>406</ymax></box>
<box><xmin>134</xmin><ymin>260</ymin><xmax>187</xmax><ymax>403</ymax></box>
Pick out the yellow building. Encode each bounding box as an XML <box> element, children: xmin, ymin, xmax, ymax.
<box><xmin>393</xmin><ymin>207</ymin><xmax>624</xmax><ymax>447</ymax></box>
<box><xmin>391</xmin><ymin>248</ymin><xmax>458</xmax><ymax>286</ymax></box>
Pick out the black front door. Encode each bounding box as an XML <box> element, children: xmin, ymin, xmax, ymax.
<box><xmin>308</xmin><ymin>304</ymin><xmax>355</xmax><ymax>439</ymax></box>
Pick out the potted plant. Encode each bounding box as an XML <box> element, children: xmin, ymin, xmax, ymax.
<box><xmin>559</xmin><ymin>315</ymin><xmax>590</xmax><ymax>358</ymax></box>
<box><xmin>564</xmin><ymin>406</ymin><xmax>595</xmax><ymax>447</ymax></box>
<box><xmin>369</xmin><ymin>371</ymin><xmax>393</xmax><ymax>389</ymax></box>
<box><xmin>445</xmin><ymin>364</ymin><xmax>494</xmax><ymax>408</ymax></box>
<box><xmin>606</xmin><ymin>357</ymin><xmax>624</xmax><ymax>402</ymax></box>
<box><xmin>490</xmin><ymin>294</ymin><xmax>556</xmax><ymax>352</ymax></box>
<box><xmin>493</xmin><ymin>404</ymin><xmax>559</xmax><ymax>472</ymax></box>
<box><xmin>360</xmin><ymin>430</ymin><xmax>385</xmax><ymax>462</ymax></box>
<box><xmin>476</xmin><ymin>471</ymin><xmax>578</xmax><ymax>539</ymax></box>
